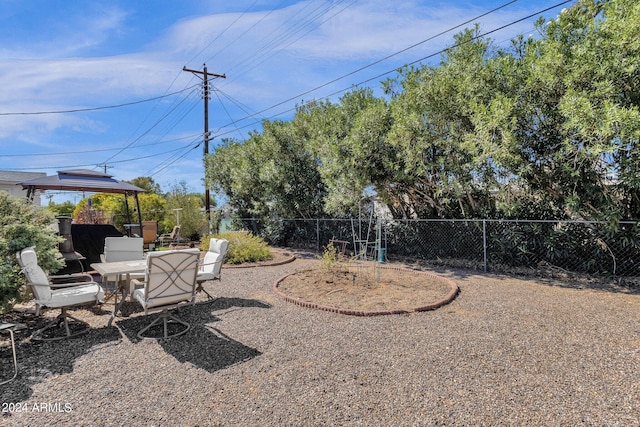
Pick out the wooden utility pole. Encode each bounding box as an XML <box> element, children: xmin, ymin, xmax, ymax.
<box><xmin>183</xmin><ymin>64</ymin><xmax>226</xmax><ymax>233</ymax></box>
<box><xmin>97</xmin><ymin>163</ymin><xmax>113</xmax><ymax>174</ymax></box>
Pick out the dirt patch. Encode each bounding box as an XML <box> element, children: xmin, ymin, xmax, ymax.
<box><xmin>274</xmin><ymin>262</ymin><xmax>459</xmax><ymax>315</ymax></box>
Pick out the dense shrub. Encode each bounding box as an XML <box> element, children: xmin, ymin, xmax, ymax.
<box><xmin>0</xmin><ymin>192</ymin><xmax>64</xmax><ymax>313</ymax></box>
<box><xmin>202</xmin><ymin>231</ymin><xmax>272</xmax><ymax>265</ymax></box>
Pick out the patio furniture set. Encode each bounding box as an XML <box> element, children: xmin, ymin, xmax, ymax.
<box><xmin>1</xmin><ymin>237</ymin><xmax>229</xmax><ymax>385</ymax></box>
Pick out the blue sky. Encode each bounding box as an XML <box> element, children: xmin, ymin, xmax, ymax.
<box><xmin>0</xmin><ymin>0</ymin><xmax>572</xmax><ymax>205</ymax></box>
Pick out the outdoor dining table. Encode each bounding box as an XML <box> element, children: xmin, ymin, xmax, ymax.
<box><xmin>91</xmin><ymin>259</ymin><xmax>147</xmax><ymax>326</ymax></box>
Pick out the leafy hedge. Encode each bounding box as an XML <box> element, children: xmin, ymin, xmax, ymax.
<box><xmin>0</xmin><ymin>192</ymin><xmax>64</xmax><ymax>314</ymax></box>
<box><xmin>202</xmin><ymin>231</ymin><xmax>272</xmax><ymax>265</ymax></box>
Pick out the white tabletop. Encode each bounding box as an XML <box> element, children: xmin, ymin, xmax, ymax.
<box><xmin>91</xmin><ymin>260</ymin><xmax>147</xmax><ymax>277</ymax></box>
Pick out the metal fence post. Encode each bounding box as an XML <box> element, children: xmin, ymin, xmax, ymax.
<box><xmin>317</xmin><ymin>219</ymin><xmax>320</xmax><ymax>252</ymax></box>
<box><xmin>483</xmin><ymin>219</ymin><xmax>487</xmax><ymax>273</ymax></box>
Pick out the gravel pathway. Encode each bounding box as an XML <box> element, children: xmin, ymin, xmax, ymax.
<box><xmin>1</xmin><ymin>255</ymin><xmax>639</xmax><ymax>426</ymax></box>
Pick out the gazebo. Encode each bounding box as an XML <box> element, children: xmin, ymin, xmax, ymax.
<box><xmin>18</xmin><ymin>169</ymin><xmax>147</xmax><ymax>269</ymax></box>
<box><xmin>18</xmin><ymin>169</ymin><xmax>146</xmax><ymax>229</ymax></box>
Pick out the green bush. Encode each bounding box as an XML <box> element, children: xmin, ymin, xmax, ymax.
<box><xmin>201</xmin><ymin>231</ymin><xmax>272</xmax><ymax>264</ymax></box>
<box><xmin>319</xmin><ymin>241</ymin><xmax>343</xmax><ymax>271</ymax></box>
<box><xmin>0</xmin><ymin>192</ymin><xmax>64</xmax><ymax>314</ymax></box>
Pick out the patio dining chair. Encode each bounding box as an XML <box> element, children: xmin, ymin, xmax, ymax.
<box><xmin>196</xmin><ymin>238</ymin><xmax>229</xmax><ymax>299</ymax></box>
<box><xmin>16</xmin><ymin>246</ymin><xmax>105</xmax><ymax>341</ymax></box>
<box><xmin>130</xmin><ymin>248</ymin><xmax>200</xmax><ymax>339</ymax></box>
<box><xmin>0</xmin><ymin>323</ymin><xmax>19</xmax><ymax>385</ymax></box>
<box><xmin>101</xmin><ymin>236</ymin><xmax>145</xmax><ymax>296</ymax></box>
<box><xmin>101</xmin><ymin>236</ymin><xmax>144</xmax><ymax>263</ymax></box>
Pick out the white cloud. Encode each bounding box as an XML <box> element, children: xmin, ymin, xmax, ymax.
<box><xmin>0</xmin><ymin>5</ymin><xmax>130</xmax><ymax>59</ymax></box>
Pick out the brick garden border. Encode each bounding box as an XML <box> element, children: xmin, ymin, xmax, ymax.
<box><xmin>273</xmin><ymin>266</ymin><xmax>459</xmax><ymax>316</ymax></box>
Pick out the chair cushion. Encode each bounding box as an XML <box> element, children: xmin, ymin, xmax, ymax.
<box><xmin>132</xmin><ymin>288</ymin><xmax>145</xmax><ymax>306</ymax></box>
<box><xmin>209</xmin><ymin>238</ymin><xmax>229</xmax><ymax>255</ymax></box>
<box><xmin>196</xmin><ymin>272</ymin><xmax>216</xmax><ymax>282</ymax></box>
<box><xmin>201</xmin><ymin>252</ymin><xmax>223</xmax><ymax>274</ymax></box>
<box><xmin>133</xmin><ymin>288</ymin><xmax>191</xmax><ymax>310</ymax></box>
<box><xmin>47</xmin><ymin>284</ymin><xmax>104</xmax><ymax>308</ymax></box>
<box><xmin>17</xmin><ymin>247</ymin><xmax>52</xmax><ymax>301</ymax></box>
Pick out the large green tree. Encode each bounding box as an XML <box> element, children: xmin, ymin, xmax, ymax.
<box><xmin>163</xmin><ymin>181</ymin><xmax>208</xmax><ymax>239</ymax></box>
<box><xmin>297</xmin><ymin>89</ymin><xmax>393</xmax><ymax>216</ymax></box>
<box><xmin>205</xmin><ymin>0</ymin><xmax>640</xmax><ymax>225</ymax></box>
<box><xmin>45</xmin><ymin>200</ymin><xmax>75</xmax><ymax>217</ymax></box>
<box><xmin>73</xmin><ymin>192</ymin><xmax>167</xmax><ymax>232</ymax></box>
<box><xmin>128</xmin><ymin>176</ymin><xmax>162</xmax><ymax>194</ymax></box>
<box><xmin>483</xmin><ymin>0</ymin><xmax>640</xmax><ymax>221</ymax></box>
<box><xmin>384</xmin><ymin>26</ymin><xmax>502</xmax><ymax>218</ymax></box>
<box><xmin>207</xmin><ymin>121</ymin><xmax>325</xmax><ymax>219</ymax></box>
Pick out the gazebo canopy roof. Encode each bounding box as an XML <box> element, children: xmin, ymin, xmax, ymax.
<box><xmin>18</xmin><ymin>169</ymin><xmax>145</xmax><ymax>194</ymax></box>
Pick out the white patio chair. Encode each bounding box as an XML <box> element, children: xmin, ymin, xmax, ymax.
<box><xmin>130</xmin><ymin>249</ymin><xmax>200</xmax><ymax>339</ymax></box>
<box><xmin>196</xmin><ymin>238</ymin><xmax>229</xmax><ymax>299</ymax></box>
<box><xmin>101</xmin><ymin>236</ymin><xmax>145</xmax><ymax>296</ymax></box>
<box><xmin>16</xmin><ymin>246</ymin><xmax>105</xmax><ymax>341</ymax></box>
<box><xmin>101</xmin><ymin>236</ymin><xmax>144</xmax><ymax>263</ymax></box>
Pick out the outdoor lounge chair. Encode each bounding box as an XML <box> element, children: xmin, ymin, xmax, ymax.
<box><xmin>196</xmin><ymin>238</ymin><xmax>229</xmax><ymax>299</ymax></box>
<box><xmin>17</xmin><ymin>246</ymin><xmax>105</xmax><ymax>341</ymax></box>
<box><xmin>158</xmin><ymin>225</ymin><xmax>182</xmax><ymax>246</ymax></box>
<box><xmin>130</xmin><ymin>249</ymin><xmax>200</xmax><ymax>339</ymax></box>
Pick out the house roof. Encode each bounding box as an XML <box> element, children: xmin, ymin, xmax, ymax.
<box><xmin>0</xmin><ymin>170</ymin><xmax>46</xmax><ymax>183</ymax></box>
<box><xmin>18</xmin><ymin>169</ymin><xmax>145</xmax><ymax>194</ymax></box>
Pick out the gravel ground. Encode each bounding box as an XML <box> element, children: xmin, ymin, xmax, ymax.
<box><xmin>1</xmin><ymin>253</ymin><xmax>640</xmax><ymax>426</ymax></box>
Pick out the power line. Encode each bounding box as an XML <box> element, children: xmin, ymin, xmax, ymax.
<box><xmin>210</xmin><ymin>0</ymin><xmax>572</xmax><ymax>140</ymax></box>
<box><xmin>183</xmin><ymin>0</ymin><xmax>533</xmax><ymax>154</ymax></box>
<box><xmin>106</xmin><ymin>0</ymin><xmax>344</xmax><ymax>174</ymax></box>
<box><xmin>216</xmin><ymin>88</ymin><xmax>266</xmax><ymax>126</ymax></box>
<box><xmin>209</xmin><ymin>0</ymin><xmax>527</xmax><ymax>133</ymax></box>
<box><xmin>88</xmin><ymin>0</ymin><xmax>564</xmax><ymax>175</ymax></box>
<box><xmin>213</xmin><ymin>89</ymin><xmax>245</xmax><ymax>141</ymax></box>
<box><xmin>1</xmin><ymin>143</ymin><xmax>200</xmax><ymax>171</ymax></box>
<box><xmin>203</xmin><ymin>0</ymin><xmax>289</xmax><ymax>65</ymax></box>
<box><xmin>143</xmin><ymin>135</ymin><xmax>204</xmax><ymax>178</ymax></box>
<box><xmin>0</xmin><ymin>85</ymin><xmax>199</xmax><ymax>116</ymax></box>
<box><xmin>0</xmin><ymin>133</ymin><xmax>203</xmax><ymax>157</ymax></box>
<box><xmin>397</xmin><ymin>1</ymin><xmax>572</xmax><ymax>72</ymax></box>
<box><xmin>117</xmin><ymin>2</ymin><xmax>260</xmax><ymax>172</ymax></box>
<box><xmin>184</xmin><ymin>0</ymin><xmax>260</xmax><ymax>67</ymax></box>
<box><xmin>115</xmin><ymin>77</ymin><xmax>198</xmax><ymax>156</ymax></box>
<box><xmin>122</xmin><ymin>2</ymin><xmax>260</xmax><ymax>178</ymax></box>
<box><xmin>100</xmin><ymin>86</ymin><xmax>200</xmax><ymax>164</ymax></box>
<box><xmin>221</xmin><ymin>0</ymin><xmax>355</xmax><ymax>81</ymax></box>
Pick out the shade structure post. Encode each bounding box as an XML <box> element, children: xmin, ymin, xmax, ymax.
<box><xmin>134</xmin><ymin>191</ymin><xmax>143</xmax><ymax>239</ymax></box>
<box><xmin>124</xmin><ymin>194</ymin><xmax>132</xmax><ymax>234</ymax></box>
<box><xmin>26</xmin><ymin>185</ymin><xmax>36</xmax><ymax>202</ymax></box>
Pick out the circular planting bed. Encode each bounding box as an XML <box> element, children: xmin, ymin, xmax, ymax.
<box><xmin>274</xmin><ymin>264</ymin><xmax>459</xmax><ymax>316</ymax></box>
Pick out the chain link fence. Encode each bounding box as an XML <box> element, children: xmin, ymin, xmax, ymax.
<box><xmin>228</xmin><ymin>218</ymin><xmax>640</xmax><ymax>277</ymax></box>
